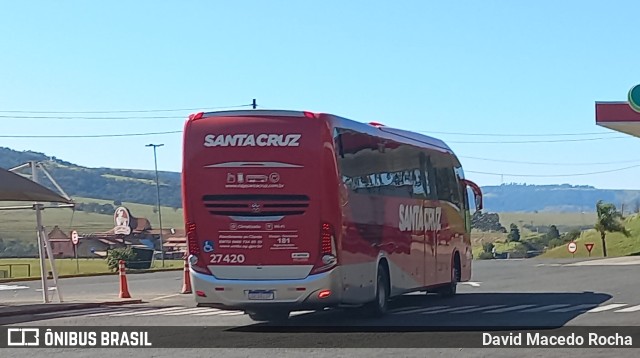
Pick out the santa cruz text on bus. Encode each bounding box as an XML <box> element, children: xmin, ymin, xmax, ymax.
<box><xmin>203</xmin><ymin>133</ymin><xmax>301</xmax><ymax>147</ymax></box>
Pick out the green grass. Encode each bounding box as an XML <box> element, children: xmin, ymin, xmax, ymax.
<box><xmin>540</xmin><ymin>213</ymin><xmax>640</xmax><ymax>258</ymax></box>
<box><xmin>0</xmin><ymin>196</ymin><xmax>184</xmax><ymax>242</ymax></box>
<box><xmin>497</xmin><ymin>212</ymin><xmax>597</xmax><ymax>228</ymax></box>
<box><xmin>0</xmin><ymin>258</ymin><xmax>183</xmax><ymax>278</ymax></box>
<box><xmin>101</xmin><ymin>174</ymin><xmax>156</xmax><ymax>185</ymax></box>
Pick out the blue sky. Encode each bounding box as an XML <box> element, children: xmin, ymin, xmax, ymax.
<box><xmin>1</xmin><ymin>1</ymin><xmax>640</xmax><ymax>189</ymax></box>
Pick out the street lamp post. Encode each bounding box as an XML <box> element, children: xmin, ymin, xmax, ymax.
<box><xmin>146</xmin><ymin>143</ymin><xmax>165</xmax><ymax>267</ymax></box>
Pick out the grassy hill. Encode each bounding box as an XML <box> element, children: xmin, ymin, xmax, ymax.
<box><xmin>0</xmin><ymin>196</ymin><xmax>184</xmax><ymax>244</ymax></box>
<box><xmin>540</xmin><ymin>213</ymin><xmax>640</xmax><ymax>258</ymax></box>
<box><xmin>0</xmin><ymin>147</ymin><xmax>182</xmax><ymax>208</ymax></box>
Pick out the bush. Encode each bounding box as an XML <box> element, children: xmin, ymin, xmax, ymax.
<box><xmin>106</xmin><ymin>247</ymin><xmax>136</xmax><ymax>272</ymax></box>
<box><xmin>482</xmin><ymin>242</ymin><xmax>495</xmax><ymax>253</ymax></box>
<box><xmin>548</xmin><ymin>238</ymin><xmax>564</xmax><ymax>249</ymax></box>
<box><xmin>477</xmin><ymin>252</ymin><xmax>494</xmax><ymax>260</ymax></box>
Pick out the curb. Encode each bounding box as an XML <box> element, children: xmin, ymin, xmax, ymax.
<box><xmin>0</xmin><ymin>268</ymin><xmax>182</xmax><ymax>283</ymax></box>
<box><xmin>0</xmin><ymin>299</ymin><xmax>144</xmax><ymax>318</ymax></box>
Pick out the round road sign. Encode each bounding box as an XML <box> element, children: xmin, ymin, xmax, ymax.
<box><xmin>567</xmin><ymin>241</ymin><xmax>577</xmax><ymax>254</ymax></box>
<box><xmin>71</xmin><ymin>230</ymin><xmax>79</xmax><ymax>245</ymax></box>
<box><xmin>628</xmin><ymin>84</ymin><xmax>640</xmax><ymax>113</ymax></box>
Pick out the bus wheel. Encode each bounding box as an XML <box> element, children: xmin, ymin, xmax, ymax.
<box><xmin>438</xmin><ymin>259</ymin><xmax>460</xmax><ymax>297</ymax></box>
<box><xmin>363</xmin><ymin>266</ymin><xmax>389</xmax><ymax>317</ymax></box>
<box><xmin>247</xmin><ymin>309</ymin><xmax>290</xmax><ymax>323</ymax></box>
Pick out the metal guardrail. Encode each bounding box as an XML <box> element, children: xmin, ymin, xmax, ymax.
<box><xmin>0</xmin><ymin>263</ymin><xmax>31</xmax><ymax>278</ymax></box>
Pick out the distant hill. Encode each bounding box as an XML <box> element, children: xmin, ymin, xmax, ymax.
<box><xmin>3</xmin><ymin>147</ymin><xmax>640</xmax><ymax>213</ymax></box>
<box><xmin>0</xmin><ymin>147</ymin><xmax>182</xmax><ymax>208</ymax></box>
<box><xmin>481</xmin><ymin>183</ymin><xmax>640</xmax><ymax>213</ymax></box>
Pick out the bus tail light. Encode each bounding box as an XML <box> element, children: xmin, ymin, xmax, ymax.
<box><xmin>186</xmin><ymin>222</ymin><xmax>200</xmax><ymax>256</ymax></box>
<box><xmin>318</xmin><ymin>290</ymin><xmax>331</xmax><ymax>299</ymax></box>
<box><xmin>311</xmin><ymin>223</ymin><xmax>338</xmax><ymax>274</ymax></box>
<box><xmin>186</xmin><ymin>222</ymin><xmax>210</xmax><ymax>274</ymax></box>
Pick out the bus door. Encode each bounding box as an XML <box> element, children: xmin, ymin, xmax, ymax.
<box><xmin>419</xmin><ymin>153</ymin><xmax>437</xmax><ymax>288</ymax></box>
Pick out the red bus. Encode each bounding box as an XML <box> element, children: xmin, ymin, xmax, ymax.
<box><xmin>182</xmin><ymin>109</ymin><xmax>483</xmax><ymax>322</ymax></box>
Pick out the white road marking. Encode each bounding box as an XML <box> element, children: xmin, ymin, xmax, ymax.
<box><xmin>150</xmin><ymin>293</ymin><xmax>182</xmax><ymax>301</ymax></box>
<box><xmin>460</xmin><ymin>282</ymin><xmax>481</xmax><ymax>287</ymax></box>
<box><xmin>34</xmin><ymin>307</ymin><xmax>112</xmax><ymax>317</ymax></box>
<box><xmin>290</xmin><ymin>310</ymin><xmax>315</xmax><ymax>316</ymax></box>
<box><xmin>587</xmin><ymin>304</ymin><xmax>627</xmax><ymax>313</ymax></box>
<box><xmin>161</xmin><ymin>307</ymin><xmax>216</xmax><ymax>316</ymax></box>
<box><xmin>451</xmin><ymin>305</ymin><xmax>506</xmax><ymax>313</ymax></box>
<box><xmin>137</xmin><ymin>306</ymin><xmax>191</xmax><ymax>316</ymax></box>
<box><xmin>614</xmin><ymin>305</ymin><xmax>640</xmax><ymax>313</ymax></box>
<box><xmin>218</xmin><ymin>311</ymin><xmax>246</xmax><ymax>316</ymax></box>
<box><xmin>0</xmin><ymin>284</ymin><xmax>30</xmax><ymax>291</ymax></box>
<box><xmin>388</xmin><ymin>306</ymin><xmax>420</xmax><ymax>313</ymax></box>
<box><xmin>109</xmin><ymin>307</ymin><xmax>182</xmax><ymax>317</ymax></box>
<box><xmin>519</xmin><ymin>304</ymin><xmax>571</xmax><ymax>313</ymax></box>
<box><xmin>84</xmin><ymin>308</ymin><xmax>131</xmax><ymax>317</ymax></box>
<box><xmin>549</xmin><ymin>304</ymin><xmax>599</xmax><ymax>313</ymax></box>
<box><xmin>394</xmin><ymin>306</ymin><xmax>449</xmax><ymax>314</ymax></box>
<box><xmin>483</xmin><ymin>304</ymin><xmax>537</xmax><ymax>313</ymax></box>
<box><xmin>421</xmin><ymin>305</ymin><xmax>478</xmax><ymax>314</ymax></box>
<box><xmin>192</xmin><ymin>309</ymin><xmax>239</xmax><ymax>316</ymax></box>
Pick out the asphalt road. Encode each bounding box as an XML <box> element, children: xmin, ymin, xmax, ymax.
<box><xmin>0</xmin><ymin>270</ymin><xmax>185</xmax><ymax>304</ymax></box>
<box><xmin>2</xmin><ymin>257</ymin><xmax>640</xmax><ymax>357</ymax></box>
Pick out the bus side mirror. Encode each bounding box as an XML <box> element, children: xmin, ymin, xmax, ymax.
<box><xmin>461</xmin><ymin>179</ymin><xmax>483</xmax><ymax>212</ymax></box>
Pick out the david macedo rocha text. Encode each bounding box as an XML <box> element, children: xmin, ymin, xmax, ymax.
<box><xmin>483</xmin><ymin>332</ymin><xmax>633</xmax><ymax>347</ymax></box>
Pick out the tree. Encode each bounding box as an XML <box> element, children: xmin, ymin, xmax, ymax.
<box><xmin>482</xmin><ymin>242</ymin><xmax>495</xmax><ymax>254</ymax></box>
<box><xmin>507</xmin><ymin>223</ymin><xmax>520</xmax><ymax>242</ymax></box>
<box><xmin>594</xmin><ymin>200</ymin><xmax>630</xmax><ymax>257</ymax></box>
<box><xmin>546</xmin><ymin>225</ymin><xmax>560</xmax><ymax>241</ymax></box>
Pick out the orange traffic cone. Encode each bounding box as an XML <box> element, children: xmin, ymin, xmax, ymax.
<box><xmin>119</xmin><ymin>260</ymin><xmax>131</xmax><ymax>298</ymax></box>
<box><xmin>181</xmin><ymin>258</ymin><xmax>192</xmax><ymax>294</ymax></box>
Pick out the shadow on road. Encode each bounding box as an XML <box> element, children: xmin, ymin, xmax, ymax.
<box><xmin>0</xmin><ymin>291</ymin><xmax>614</xmax><ymax>331</ymax></box>
<box><xmin>231</xmin><ymin>291</ymin><xmax>614</xmax><ymax>332</ymax></box>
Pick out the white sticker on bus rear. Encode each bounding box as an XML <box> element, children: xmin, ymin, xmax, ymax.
<box><xmin>291</xmin><ymin>252</ymin><xmax>310</xmax><ymax>259</ymax></box>
<box><xmin>204</xmin><ymin>134</ymin><xmax>301</xmax><ymax>147</ymax></box>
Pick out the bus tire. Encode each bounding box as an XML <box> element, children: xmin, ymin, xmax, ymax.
<box><xmin>363</xmin><ymin>265</ymin><xmax>389</xmax><ymax>317</ymax></box>
<box><xmin>438</xmin><ymin>255</ymin><xmax>460</xmax><ymax>297</ymax></box>
<box><xmin>247</xmin><ymin>309</ymin><xmax>290</xmax><ymax>323</ymax></box>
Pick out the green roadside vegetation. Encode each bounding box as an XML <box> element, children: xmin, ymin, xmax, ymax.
<box><xmin>540</xmin><ymin>213</ymin><xmax>640</xmax><ymax>258</ymax></box>
<box><xmin>0</xmin><ymin>258</ymin><xmax>183</xmax><ymax>279</ymax></box>
<box><xmin>472</xmin><ymin>204</ymin><xmax>640</xmax><ymax>260</ymax></box>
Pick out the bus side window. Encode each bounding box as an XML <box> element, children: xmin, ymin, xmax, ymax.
<box><xmin>419</xmin><ymin>153</ymin><xmax>437</xmax><ymax>200</ymax></box>
<box><xmin>435</xmin><ymin>167</ymin><xmax>462</xmax><ymax>209</ymax></box>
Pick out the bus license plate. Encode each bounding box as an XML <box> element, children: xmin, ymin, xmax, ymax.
<box><xmin>247</xmin><ymin>290</ymin><xmax>275</xmax><ymax>300</ymax></box>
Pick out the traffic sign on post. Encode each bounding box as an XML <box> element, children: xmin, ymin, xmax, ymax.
<box><xmin>71</xmin><ymin>230</ymin><xmax>79</xmax><ymax>274</ymax></box>
<box><xmin>71</xmin><ymin>230</ymin><xmax>79</xmax><ymax>245</ymax></box>
<box><xmin>585</xmin><ymin>243</ymin><xmax>595</xmax><ymax>257</ymax></box>
<box><xmin>567</xmin><ymin>241</ymin><xmax>577</xmax><ymax>257</ymax></box>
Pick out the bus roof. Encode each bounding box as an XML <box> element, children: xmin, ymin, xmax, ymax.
<box><xmin>196</xmin><ymin>109</ymin><xmax>455</xmax><ymax>155</ymax></box>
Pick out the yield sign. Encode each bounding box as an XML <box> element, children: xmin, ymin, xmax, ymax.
<box><xmin>585</xmin><ymin>243</ymin><xmax>595</xmax><ymax>253</ymax></box>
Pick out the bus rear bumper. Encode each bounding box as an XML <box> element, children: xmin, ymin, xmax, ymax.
<box><xmin>189</xmin><ymin>267</ymin><xmax>342</xmax><ymax>311</ymax></box>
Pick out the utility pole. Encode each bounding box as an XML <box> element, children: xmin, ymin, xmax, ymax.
<box><xmin>146</xmin><ymin>144</ymin><xmax>165</xmax><ymax>267</ymax></box>
<box><xmin>252</xmin><ymin>99</ymin><xmax>257</xmax><ymax>109</ymax></box>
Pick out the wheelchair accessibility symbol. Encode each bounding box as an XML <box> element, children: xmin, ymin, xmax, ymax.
<box><xmin>203</xmin><ymin>241</ymin><xmax>214</xmax><ymax>253</ymax></box>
